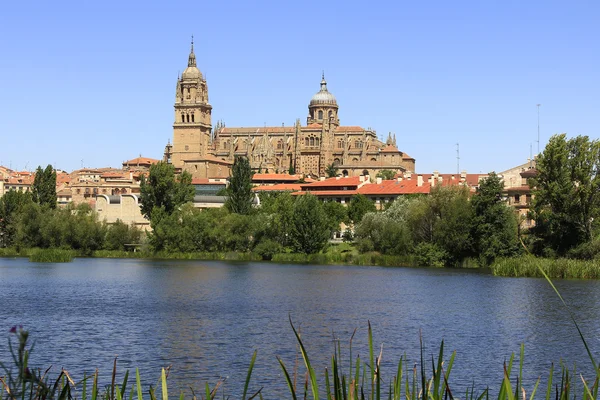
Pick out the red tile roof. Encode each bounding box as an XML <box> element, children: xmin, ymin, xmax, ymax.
<box><xmin>123</xmin><ymin>157</ymin><xmax>160</xmax><ymax>166</ymax></box>
<box><xmin>301</xmin><ymin>176</ymin><xmax>363</xmax><ymax>189</ymax></box>
<box><xmin>380</xmin><ymin>145</ymin><xmax>401</xmax><ymax>153</ymax></box>
<box><xmin>252</xmin><ymin>184</ymin><xmax>303</xmax><ymax>192</ymax></box>
<box><xmin>292</xmin><ymin>190</ymin><xmax>359</xmax><ymax>196</ymax></box>
<box><xmin>252</xmin><ymin>173</ymin><xmax>301</xmax><ymax>182</ymax></box>
<box><xmin>359</xmin><ymin>180</ymin><xmax>430</xmax><ymax>195</ymax></box>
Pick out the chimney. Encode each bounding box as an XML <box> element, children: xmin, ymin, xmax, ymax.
<box><xmin>405</xmin><ymin>172</ymin><xmax>412</xmax><ymax>180</ymax></box>
<box><xmin>396</xmin><ymin>177</ymin><xmax>403</xmax><ymax>182</ymax></box>
<box><xmin>417</xmin><ymin>175</ymin><xmax>423</xmax><ymax>187</ymax></box>
<box><xmin>359</xmin><ymin>175</ymin><xmax>364</xmax><ymax>182</ymax></box>
<box><xmin>430</xmin><ymin>176</ymin><xmax>435</xmax><ymax>188</ymax></box>
<box><xmin>376</xmin><ymin>177</ymin><xmax>382</xmax><ymax>184</ymax></box>
<box><xmin>336</xmin><ymin>176</ymin><xmax>340</xmax><ymax>180</ymax></box>
<box><xmin>320</xmin><ymin>176</ymin><xmax>326</xmax><ymax>181</ymax></box>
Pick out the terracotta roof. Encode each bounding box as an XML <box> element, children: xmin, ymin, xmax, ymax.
<box><xmin>123</xmin><ymin>157</ymin><xmax>160</xmax><ymax>166</ymax></box>
<box><xmin>301</xmin><ymin>176</ymin><xmax>363</xmax><ymax>189</ymax></box>
<box><xmin>252</xmin><ymin>173</ymin><xmax>301</xmax><ymax>182</ymax></box>
<box><xmin>359</xmin><ymin>180</ymin><xmax>430</xmax><ymax>195</ymax></box>
<box><xmin>56</xmin><ymin>173</ymin><xmax>72</xmax><ymax>184</ymax></box>
<box><xmin>252</xmin><ymin>184</ymin><xmax>303</xmax><ymax>192</ymax></box>
<box><xmin>292</xmin><ymin>190</ymin><xmax>359</xmax><ymax>196</ymax></box>
<box><xmin>380</xmin><ymin>145</ymin><xmax>401</xmax><ymax>153</ymax></box>
<box><xmin>101</xmin><ymin>172</ymin><xmax>127</xmax><ymax>178</ymax></box>
<box><xmin>416</xmin><ymin>173</ymin><xmax>484</xmax><ymax>187</ymax></box>
<box><xmin>57</xmin><ymin>189</ymin><xmax>72</xmax><ymax>196</ymax></box>
<box><xmin>335</xmin><ymin>126</ymin><xmax>368</xmax><ymax>132</ymax></box>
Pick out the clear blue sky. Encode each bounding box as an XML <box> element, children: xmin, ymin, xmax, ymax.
<box><xmin>1</xmin><ymin>0</ymin><xmax>598</xmax><ymax>174</ymax></box>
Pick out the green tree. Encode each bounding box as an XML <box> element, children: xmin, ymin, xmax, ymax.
<box><xmin>225</xmin><ymin>156</ymin><xmax>255</xmax><ymax>215</ymax></box>
<box><xmin>290</xmin><ymin>194</ymin><xmax>330</xmax><ymax>254</ymax></box>
<box><xmin>376</xmin><ymin>170</ymin><xmax>396</xmax><ymax>180</ymax></box>
<box><xmin>347</xmin><ymin>194</ymin><xmax>377</xmax><ymax>224</ymax></box>
<box><xmin>471</xmin><ymin>172</ymin><xmax>519</xmax><ymax>265</ymax></box>
<box><xmin>325</xmin><ymin>163</ymin><xmax>338</xmax><ymax>178</ymax></box>
<box><xmin>0</xmin><ymin>191</ymin><xmax>32</xmax><ymax>247</ymax></box>
<box><xmin>105</xmin><ymin>220</ymin><xmax>142</xmax><ymax>251</ymax></box>
<box><xmin>322</xmin><ymin>200</ymin><xmax>347</xmax><ymax>233</ymax></box>
<box><xmin>32</xmin><ymin>165</ymin><xmax>57</xmax><ymax>209</ymax></box>
<box><xmin>530</xmin><ymin>134</ymin><xmax>600</xmax><ymax>255</ymax></box>
<box><xmin>139</xmin><ymin>162</ymin><xmax>194</xmax><ymax>220</ymax></box>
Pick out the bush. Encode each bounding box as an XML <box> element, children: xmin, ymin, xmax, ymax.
<box><xmin>253</xmin><ymin>239</ymin><xmax>283</xmax><ymax>260</ymax></box>
<box><xmin>413</xmin><ymin>242</ymin><xmax>447</xmax><ymax>267</ymax></box>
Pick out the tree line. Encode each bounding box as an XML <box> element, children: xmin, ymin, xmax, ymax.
<box><xmin>1</xmin><ymin>133</ymin><xmax>598</xmax><ymax>265</ymax></box>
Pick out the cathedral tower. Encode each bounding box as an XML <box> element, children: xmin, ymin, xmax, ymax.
<box><xmin>171</xmin><ymin>39</ymin><xmax>212</xmax><ymax>168</ymax></box>
<box><xmin>307</xmin><ymin>73</ymin><xmax>339</xmax><ymax>127</ymax></box>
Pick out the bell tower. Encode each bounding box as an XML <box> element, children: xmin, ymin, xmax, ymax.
<box><xmin>171</xmin><ymin>37</ymin><xmax>212</xmax><ymax>168</ymax></box>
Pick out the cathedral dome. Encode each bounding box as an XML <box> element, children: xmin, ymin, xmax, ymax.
<box><xmin>309</xmin><ymin>74</ymin><xmax>337</xmax><ymax>106</ymax></box>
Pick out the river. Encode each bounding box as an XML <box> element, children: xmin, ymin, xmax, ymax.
<box><xmin>0</xmin><ymin>258</ymin><xmax>599</xmax><ymax>398</ymax></box>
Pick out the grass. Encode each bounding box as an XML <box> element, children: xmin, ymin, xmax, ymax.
<box><xmin>491</xmin><ymin>255</ymin><xmax>600</xmax><ymax>279</ymax></box>
<box><xmin>28</xmin><ymin>248</ymin><xmax>74</xmax><ymax>263</ymax></box>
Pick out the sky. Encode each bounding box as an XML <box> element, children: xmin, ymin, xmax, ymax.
<box><xmin>1</xmin><ymin>0</ymin><xmax>599</xmax><ymax>174</ymax></box>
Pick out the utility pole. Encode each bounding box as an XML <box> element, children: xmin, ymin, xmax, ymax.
<box><xmin>456</xmin><ymin>143</ymin><xmax>460</xmax><ymax>174</ymax></box>
<box><xmin>536</xmin><ymin>104</ymin><xmax>541</xmax><ymax>154</ymax></box>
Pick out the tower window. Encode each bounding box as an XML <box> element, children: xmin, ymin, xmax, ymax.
<box><xmin>191</xmin><ymin>114</ymin><xmax>195</xmax><ymax>123</ymax></box>
<box><xmin>318</xmin><ymin>110</ymin><xmax>323</xmax><ymax>119</ymax></box>
<box><xmin>186</xmin><ymin>114</ymin><xmax>190</xmax><ymax>123</ymax></box>
<box><xmin>310</xmin><ymin>137</ymin><xmax>314</xmax><ymax>146</ymax></box>
<box><xmin>181</xmin><ymin>114</ymin><xmax>185</xmax><ymax>122</ymax></box>
<box><xmin>329</xmin><ymin>111</ymin><xmax>333</xmax><ymax>118</ymax></box>
<box><xmin>305</xmin><ymin>137</ymin><xmax>309</xmax><ymax>146</ymax></box>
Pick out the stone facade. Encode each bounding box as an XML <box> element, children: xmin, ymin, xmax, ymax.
<box><xmin>166</xmin><ymin>42</ymin><xmax>415</xmax><ymax>178</ymax></box>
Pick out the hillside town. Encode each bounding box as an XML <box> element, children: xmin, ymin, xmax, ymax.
<box><xmin>0</xmin><ymin>41</ymin><xmax>537</xmax><ymax>231</ymax></box>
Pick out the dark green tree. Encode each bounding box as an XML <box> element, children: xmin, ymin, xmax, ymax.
<box><xmin>139</xmin><ymin>162</ymin><xmax>194</xmax><ymax>220</ymax></box>
<box><xmin>530</xmin><ymin>134</ymin><xmax>600</xmax><ymax>255</ymax></box>
<box><xmin>471</xmin><ymin>172</ymin><xmax>519</xmax><ymax>265</ymax></box>
<box><xmin>347</xmin><ymin>194</ymin><xmax>377</xmax><ymax>224</ymax></box>
<box><xmin>322</xmin><ymin>200</ymin><xmax>347</xmax><ymax>233</ymax></box>
<box><xmin>325</xmin><ymin>163</ymin><xmax>338</xmax><ymax>178</ymax></box>
<box><xmin>376</xmin><ymin>170</ymin><xmax>396</xmax><ymax>180</ymax></box>
<box><xmin>225</xmin><ymin>156</ymin><xmax>255</xmax><ymax>215</ymax></box>
<box><xmin>32</xmin><ymin>165</ymin><xmax>57</xmax><ymax>209</ymax></box>
<box><xmin>290</xmin><ymin>194</ymin><xmax>330</xmax><ymax>254</ymax></box>
<box><xmin>105</xmin><ymin>220</ymin><xmax>142</xmax><ymax>251</ymax></box>
<box><xmin>0</xmin><ymin>190</ymin><xmax>32</xmax><ymax>247</ymax></box>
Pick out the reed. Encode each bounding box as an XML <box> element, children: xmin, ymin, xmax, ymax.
<box><xmin>491</xmin><ymin>255</ymin><xmax>600</xmax><ymax>279</ymax></box>
<box><xmin>28</xmin><ymin>248</ymin><xmax>74</xmax><ymax>263</ymax></box>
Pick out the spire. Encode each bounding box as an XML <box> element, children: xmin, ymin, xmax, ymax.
<box><xmin>320</xmin><ymin>71</ymin><xmax>327</xmax><ymax>91</ymax></box>
<box><xmin>188</xmin><ymin>35</ymin><xmax>196</xmax><ymax>67</ymax></box>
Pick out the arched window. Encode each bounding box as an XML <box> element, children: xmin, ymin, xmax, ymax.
<box><xmin>333</xmin><ymin>158</ymin><xmax>341</xmax><ymax>166</ymax></box>
<box><xmin>186</xmin><ymin>114</ymin><xmax>190</xmax><ymax>123</ymax></box>
<box><xmin>191</xmin><ymin>113</ymin><xmax>195</xmax><ymax>123</ymax></box>
<box><xmin>337</xmin><ymin>140</ymin><xmax>343</xmax><ymax>149</ymax></box>
<box><xmin>328</xmin><ymin>110</ymin><xmax>333</xmax><ymax>118</ymax></box>
<box><xmin>342</xmin><ymin>170</ymin><xmax>348</xmax><ymax>177</ymax></box>
<box><xmin>305</xmin><ymin>137</ymin><xmax>309</xmax><ymax>146</ymax></box>
<box><xmin>310</xmin><ymin>137</ymin><xmax>315</xmax><ymax>146</ymax></box>
<box><xmin>362</xmin><ymin>170</ymin><xmax>369</xmax><ymax>177</ymax></box>
<box><xmin>277</xmin><ymin>140</ymin><xmax>283</xmax><ymax>150</ymax></box>
<box><xmin>181</xmin><ymin>114</ymin><xmax>185</xmax><ymax>122</ymax></box>
<box><xmin>316</xmin><ymin>138</ymin><xmax>320</xmax><ymax>146</ymax></box>
<box><xmin>318</xmin><ymin>110</ymin><xmax>323</xmax><ymax>119</ymax></box>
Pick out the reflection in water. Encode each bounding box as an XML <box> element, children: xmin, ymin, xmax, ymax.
<box><xmin>0</xmin><ymin>258</ymin><xmax>599</xmax><ymax>399</ymax></box>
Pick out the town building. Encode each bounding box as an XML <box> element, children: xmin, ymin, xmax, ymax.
<box><xmin>164</xmin><ymin>41</ymin><xmax>415</xmax><ymax>179</ymax></box>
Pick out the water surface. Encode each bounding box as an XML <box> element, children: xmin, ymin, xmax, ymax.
<box><xmin>0</xmin><ymin>258</ymin><xmax>598</xmax><ymax>398</ymax></box>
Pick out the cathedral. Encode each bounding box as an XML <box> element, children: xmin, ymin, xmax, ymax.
<box><xmin>164</xmin><ymin>41</ymin><xmax>415</xmax><ymax>178</ymax></box>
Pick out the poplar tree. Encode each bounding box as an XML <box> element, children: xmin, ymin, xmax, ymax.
<box><xmin>139</xmin><ymin>162</ymin><xmax>194</xmax><ymax>221</ymax></box>
<box><xmin>225</xmin><ymin>156</ymin><xmax>254</xmax><ymax>215</ymax></box>
<box><xmin>32</xmin><ymin>165</ymin><xmax>57</xmax><ymax>209</ymax></box>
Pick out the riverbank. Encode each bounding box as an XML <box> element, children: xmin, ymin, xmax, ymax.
<box><xmin>2</xmin><ymin>247</ymin><xmax>599</xmax><ymax>279</ymax></box>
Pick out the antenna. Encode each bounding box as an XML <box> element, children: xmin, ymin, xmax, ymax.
<box><xmin>456</xmin><ymin>143</ymin><xmax>460</xmax><ymax>174</ymax></box>
<box><xmin>536</xmin><ymin>104</ymin><xmax>541</xmax><ymax>154</ymax></box>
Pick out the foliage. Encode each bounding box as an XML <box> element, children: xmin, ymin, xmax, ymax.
<box><xmin>31</xmin><ymin>165</ymin><xmax>57</xmax><ymax>209</ymax></box>
<box><xmin>471</xmin><ymin>172</ymin><xmax>520</xmax><ymax>266</ymax></box>
<box><xmin>29</xmin><ymin>248</ymin><xmax>74</xmax><ymax>262</ymax></box>
<box><xmin>325</xmin><ymin>163</ymin><xmax>338</xmax><ymax>178</ymax></box>
<box><xmin>225</xmin><ymin>156</ymin><xmax>255</xmax><ymax>215</ymax></box>
<box><xmin>104</xmin><ymin>220</ymin><xmax>143</xmax><ymax>251</ymax></box>
<box><xmin>354</xmin><ymin>197</ymin><xmax>412</xmax><ymax>256</ymax></box>
<box><xmin>491</xmin><ymin>255</ymin><xmax>600</xmax><ymax>279</ymax></box>
<box><xmin>290</xmin><ymin>194</ymin><xmax>330</xmax><ymax>254</ymax></box>
<box><xmin>139</xmin><ymin>162</ymin><xmax>194</xmax><ymax>221</ymax></box>
<box><xmin>375</xmin><ymin>169</ymin><xmax>396</xmax><ymax>180</ymax></box>
<box><xmin>413</xmin><ymin>242</ymin><xmax>448</xmax><ymax>267</ymax></box>
<box><xmin>530</xmin><ymin>134</ymin><xmax>600</xmax><ymax>255</ymax></box>
<box><xmin>322</xmin><ymin>200</ymin><xmax>347</xmax><ymax>232</ymax></box>
<box><xmin>253</xmin><ymin>239</ymin><xmax>283</xmax><ymax>260</ymax></box>
<box><xmin>0</xmin><ymin>190</ymin><xmax>32</xmax><ymax>248</ymax></box>
<box><xmin>347</xmin><ymin>194</ymin><xmax>376</xmax><ymax>224</ymax></box>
